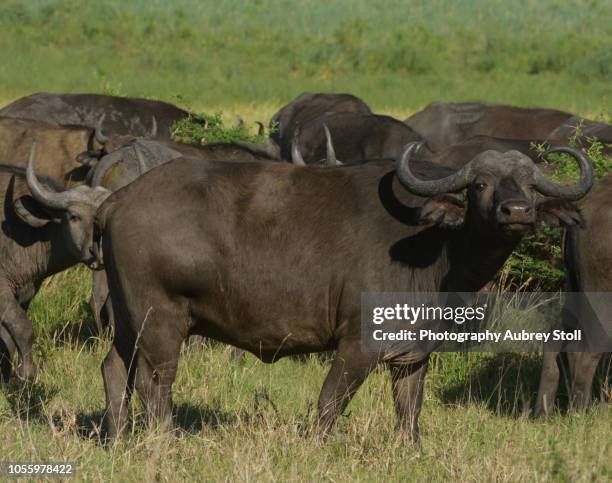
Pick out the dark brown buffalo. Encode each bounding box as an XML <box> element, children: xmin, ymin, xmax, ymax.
<box><xmin>84</xmin><ymin>138</ymin><xmax>276</xmax><ymax>336</ymax></box>
<box><xmin>414</xmin><ymin>135</ymin><xmax>541</xmax><ymax>169</ymax></box>
<box><xmin>535</xmin><ymin>173</ymin><xmax>612</xmax><ymax>416</ymax></box>
<box><xmin>1</xmin><ymin>134</ymin><xmax>262</xmax><ymax>377</ymax></box>
<box><xmin>269</xmin><ymin>92</ymin><xmax>372</xmax><ymax>160</ymax></box>
<box><xmin>29</xmin><ymin>138</ymin><xmax>594</xmax><ymax>439</ymax></box>
<box><xmin>0</xmin><ymin>120</ymin><xmax>109</xmax><ymax>381</ymax></box>
<box><xmin>290</xmin><ymin>112</ymin><xmax>423</xmax><ymax>165</ymax></box>
<box><xmin>0</xmin><ymin>93</ymin><xmax>198</xmax><ymax>141</ymax></box>
<box><xmin>405</xmin><ymin>102</ymin><xmax>574</xmax><ymax>152</ymax></box>
<box><xmin>547</xmin><ymin>116</ymin><xmax>612</xmax><ymax>155</ymax></box>
<box><xmin>0</xmin><ymin>117</ymin><xmax>94</xmax><ymax>185</ymax></box>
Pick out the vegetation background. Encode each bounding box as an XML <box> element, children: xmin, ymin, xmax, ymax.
<box><xmin>0</xmin><ymin>0</ymin><xmax>610</xmax><ymax>480</ymax></box>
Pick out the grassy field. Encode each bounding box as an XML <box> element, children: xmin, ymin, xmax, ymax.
<box><xmin>1</xmin><ymin>0</ymin><xmax>611</xmax><ymax>480</ymax></box>
<box><xmin>1</xmin><ymin>0</ymin><xmax>611</xmax><ymax>115</ymax></box>
<box><xmin>0</xmin><ymin>267</ymin><xmax>609</xmax><ymax>480</ymax></box>
<box><xmin>1</xmin><ymin>269</ymin><xmax>611</xmax><ymax>480</ymax></box>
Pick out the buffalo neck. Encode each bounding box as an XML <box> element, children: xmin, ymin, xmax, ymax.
<box><xmin>443</xmin><ymin>226</ymin><xmax>520</xmax><ymax>292</ymax></box>
<box><xmin>5</xmin><ymin>222</ymin><xmax>79</xmax><ymax>295</ymax></box>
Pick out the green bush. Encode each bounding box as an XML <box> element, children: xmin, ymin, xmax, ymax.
<box><xmin>501</xmin><ymin>125</ymin><xmax>612</xmax><ymax>291</ymax></box>
<box><xmin>171</xmin><ymin>112</ymin><xmax>271</xmax><ymax>146</ymax></box>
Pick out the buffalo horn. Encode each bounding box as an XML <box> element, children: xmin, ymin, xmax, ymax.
<box><xmin>95</xmin><ymin>115</ymin><xmax>109</xmax><ymax>144</ymax></box>
<box><xmin>323</xmin><ymin>124</ymin><xmax>339</xmax><ymax>166</ymax></box>
<box><xmin>26</xmin><ymin>140</ymin><xmax>88</xmax><ymax>209</ymax></box>
<box><xmin>395</xmin><ymin>142</ymin><xmax>474</xmax><ymax>196</ymax></box>
<box><xmin>533</xmin><ymin>147</ymin><xmax>594</xmax><ymax>200</ymax></box>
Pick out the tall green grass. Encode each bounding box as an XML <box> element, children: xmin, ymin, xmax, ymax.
<box><xmin>1</xmin><ymin>0</ymin><xmax>611</xmax><ymax>113</ymax></box>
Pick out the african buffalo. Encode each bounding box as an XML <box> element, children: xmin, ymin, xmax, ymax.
<box><xmin>290</xmin><ymin>112</ymin><xmax>424</xmax><ymax>165</ymax></box>
<box><xmin>413</xmin><ymin>135</ymin><xmax>541</xmax><ymax>169</ymax></box>
<box><xmin>83</xmin><ymin>138</ymin><xmax>277</xmax><ymax>334</ymax></box>
<box><xmin>29</xmin><ymin>136</ymin><xmax>594</xmax><ymax>439</ymax></box>
<box><xmin>0</xmin><ymin>118</ymin><xmax>106</xmax><ymax>380</ymax></box>
<box><xmin>547</xmin><ymin>116</ymin><xmax>612</xmax><ymax>155</ymax></box>
<box><xmin>0</xmin><ymin>93</ymin><xmax>199</xmax><ymax>141</ymax></box>
<box><xmin>0</xmin><ymin>138</ymin><xmax>110</xmax><ymax>382</ymax></box>
<box><xmin>535</xmin><ymin>173</ymin><xmax>612</xmax><ymax>416</ymax></box>
<box><xmin>405</xmin><ymin>102</ymin><xmax>574</xmax><ymax>152</ymax></box>
<box><xmin>0</xmin><ymin>117</ymin><xmax>94</xmax><ymax>184</ymax></box>
<box><xmin>269</xmin><ymin>92</ymin><xmax>372</xmax><ymax>160</ymax></box>
<box><xmin>89</xmin><ymin>139</ymin><xmax>277</xmax><ymax>191</ymax></box>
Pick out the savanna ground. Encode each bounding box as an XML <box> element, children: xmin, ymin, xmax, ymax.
<box><xmin>0</xmin><ymin>0</ymin><xmax>611</xmax><ymax>481</ymax></box>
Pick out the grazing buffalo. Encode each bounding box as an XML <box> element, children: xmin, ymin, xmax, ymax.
<box><xmin>0</xmin><ymin>117</ymin><xmax>94</xmax><ymax>184</ymax></box>
<box><xmin>290</xmin><ymin>112</ymin><xmax>423</xmax><ymax>165</ymax></box>
<box><xmin>0</xmin><ymin>93</ymin><xmax>199</xmax><ymax>140</ymax></box>
<box><xmin>405</xmin><ymin>102</ymin><xmax>573</xmax><ymax>152</ymax></box>
<box><xmin>89</xmin><ymin>139</ymin><xmax>276</xmax><ymax>191</ymax></box>
<box><xmin>415</xmin><ymin>136</ymin><xmax>540</xmax><ymax>169</ymax></box>
<box><xmin>269</xmin><ymin>92</ymin><xmax>372</xmax><ymax>160</ymax></box>
<box><xmin>547</xmin><ymin>116</ymin><xmax>612</xmax><ymax>155</ymax></box>
<box><xmin>411</xmin><ymin>135</ymin><xmax>560</xmax><ymax>178</ymax></box>
<box><xmin>29</xmin><ymin>137</ymin><xmax>594</xmax><ymax>439</ymax></box>
<box><xmin>535</xmin><ymin>173</ymin><xmax>612</xmax><ymax>416</ymax></box>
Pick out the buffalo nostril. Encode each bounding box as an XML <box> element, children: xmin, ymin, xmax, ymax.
<box><xmin>500</xmin><ymin>202</ymin><xmax>531</xmax><ymax>215</ymax></box>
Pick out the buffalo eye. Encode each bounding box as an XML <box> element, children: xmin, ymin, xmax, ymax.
<box><xmin>475</xmin><ymin>182</ymin><xmax>487</xmax><ymax>192</ymax></box>
<box><xmin>68</xmin><ymin>213</ymin><xmax>81</xmax><ymax>222</ymax></box>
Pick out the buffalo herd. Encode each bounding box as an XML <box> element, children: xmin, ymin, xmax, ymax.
<box><xmin>0</xmin><ymin>91</ymin><xmax>610</xmax><ymax>441</ymax></box>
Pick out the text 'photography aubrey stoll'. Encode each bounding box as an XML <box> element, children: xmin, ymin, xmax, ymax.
<box><xmin>360</xmin><ymin>292</ymin><xmax>612</xmax><ymax>353</ymax></box>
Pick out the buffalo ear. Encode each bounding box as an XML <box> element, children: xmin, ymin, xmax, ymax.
<box><xmin>419</xmin><ymin>193</ymin><xmax>466</xmax><ymax>228</ymax></box>
<box><xmin>537</xmin><ymin>199</ymin><xmax>583</xmax><ymax>227</ymax></box>
<box><xmin>13</xmin><ymin>197</ymin><xmax>60</xmax><ymax>227</ymax></box>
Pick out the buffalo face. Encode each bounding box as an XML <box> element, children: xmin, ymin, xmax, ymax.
<box><xmin>397</xmin><ymin>144</ymin><xmax>593</xmax><ymax>235</ymax></box>
<box><xmin>25</xmin><ymin>141</ymin><xmax>110</xmax><ymax>268</ymax></box>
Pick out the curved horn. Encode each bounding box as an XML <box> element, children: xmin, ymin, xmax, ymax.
<box><xmin>26</xmin><ymin>140</ymin><xmax>86</xmax><ymax>209</ymax></box>
<box><xmin>95</xmin><ymin>115</ymin><xmax>109</xmax><ymax>144</ymax></box>
<box><xmin>395</xmin><ymin>142</ymin><xmax>474</xmax><ymax>196</ymax></box>
<box><xmin>291</xmin><ymin>130</ymin><xmax>306</xmax><ymax>166</ymax></box>
<box><xmin>323</xmin><ymin>124</ymin><xmax>338</xmax><ymax>166</ymax></box>
<box><xmin>148</xmin><ymin>116</ymin><xmax>158</xmax><ymax>138</ymax></box>
<box><xmin>533</xmin><ymin>146</ymin><xmax>594</xmax><ymax>200</ymax></box>
<box><xmin>90</xmin><ymin>152</ymin><xmax>121</xmax><ymax>187</ymax></box>
<box><xmin>134</xmin><ymin>145</ymin><xmax>147</xmax><ymax>175</ymax></box>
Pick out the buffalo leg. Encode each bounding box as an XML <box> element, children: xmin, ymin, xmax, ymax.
<box><xmin>387</xmin><ymin>356</ymin><xmax>429</xmax><ymax>443</ymax></box>
<box><xmin>0</xmin><ymin>324</ymin><xmax>16</xmax><ymax>383</ymax></box>
<box><xmin>0</xmin><ymin>290</ymin><xmax>37</xmax><ymax>380</ymax></box>
<box><xmin>90</xmin><ymin>271</ymin><xmax>112</xmax><ymax>334</ymax></box>
<box><xmin>101</xmin><ymin>339</ymin><xmax>135</xmax><ymax>440</ymax></box>
<box><xmin>568</xmin><ymin>352</ymin><xmax>603</xmax><ymax>411</ymax></box>
<box><xmin>535</xmin><ymin>351</ymin><xmax>561</xmax><ymax>417</ymax></box>
<box><xmin>317</xmin><ymin>346</ymin><xmax>375</xmax><ymax>436</ymax></box>
<box><xmin>132</xmin><ymin>307</ymin><xmax>183</xmax><ymax>432</ymax></box>
<box><xmin>134</xmin><ymin>344</ymin><xmax>181</xmax><ymax>432</ymax></box>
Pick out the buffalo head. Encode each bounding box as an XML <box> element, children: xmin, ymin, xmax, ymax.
<box><xmin>396</xmin><ymin>143</ymin><xmax>593</xmax><ymax>234</ymax></box>
<box><xmin>25</xmin><ymin>141</ymin><xmax>111</xmax><ymax>268</ymax></box>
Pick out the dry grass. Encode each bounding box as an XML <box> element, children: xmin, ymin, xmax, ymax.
<box><xmin>0</xmin><ymin>268</ymin><xmax>607</xmax><ymax>481</ymax></box>
<box><xmin>0</xmin><ymin>340</ymin><xmax>610</xmax><ymax>481</ymax></box>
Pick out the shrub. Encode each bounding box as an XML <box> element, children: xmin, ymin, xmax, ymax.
<box><xmin>500</xmin><ymin>123</ymin><xmax>612</xmax><ymax>291</ymax></box>
<box><xmin>171</xmin><ymin>112</ymin><xmax>271</xmax><ymax>146</ymax></box>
